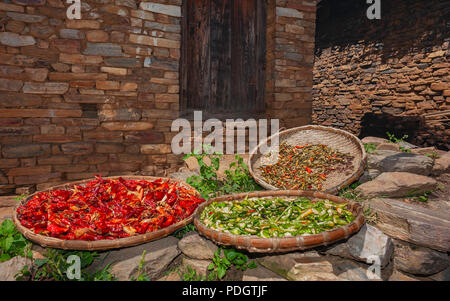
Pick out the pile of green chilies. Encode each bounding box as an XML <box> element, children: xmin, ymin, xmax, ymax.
<box><xmin>259</xmin><ymin>143</ymin><xmax>354</xmax><ymax>190</ymax></box>
<box><xmin>200</xmin><ymin>197</ymin><xmax>355</xmax><ymax>238</ymax></box>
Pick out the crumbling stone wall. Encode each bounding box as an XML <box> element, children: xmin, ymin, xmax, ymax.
<box><xmin>0</xmin><ymin>0</ymin><xmax>318</xmax><ymax>194</ymax></box>
<box><xmin>312</xmin><ymin>0</ymin><xmax>449</xmax><ymax>149</ymax></box>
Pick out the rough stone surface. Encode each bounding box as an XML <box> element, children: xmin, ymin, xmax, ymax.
<box><xmin>325</xmin><ymin>224</ymin><xmax>394</xmax><ymax>268</ymax></box>
<box><xmin>376</xmin><ymin>143</ymin><xmax>400</xmax><ymax>152</ymax></box>
<box><xmin>0</xmin><ymin>256</ymin><xmax>30</xmax><ymax>281</ymax></box>
<box><xmin>242</xmin><ymin>266</ymin><xmax>287</xmax><ymax>281</ymax></box>
<box><xmin>388</xmin><ymin>270</ymin><xmax>420</xmax><ymax>281</ymax></box>
<box><xmin>369</xmin><ymin>198</ymin><xmax>450</xmax><ymax>252</ymax></box>
<box><xmin>356</xmin><ymin>172</ymin><xmax>437</xmax><ymax>198</ymax></box>
<box><xmin>432</xmin><ymin>152</ymin><xmax>450</xmax><ymax>175</ymax></box>
<box><xmin>393</xmin><ymin>239</ymin><xmax>449</xmax><ymax>276</ymax></box>
<box><xmin>359</xmin><ymin>169</ymin><xmax>381</xmax><ymax>184</ymax></box>
<box><xmin>88</xmin><ymin>236</ymin><xmax>180</xmax><ymax>281</ymax></box>
<box><xmin>181</xmin><ymin>257</ymin><xmax>210</xmax><ymax>277</ymax></box>
<box><xmin>368</xmin><ymin>150</ymin><xmax>433</xmax><ymax>175</ymax></box>
<box><xmin>0</xmin><ymin>32</ymin><xmax>35</xmax><ymax>47</ymax></box>
<box><xmin>178</xmin><ymin>232</ymin><xmax>218</xmax><ymax>260</ymax></box>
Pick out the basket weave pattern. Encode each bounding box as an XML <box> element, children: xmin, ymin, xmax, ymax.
<box><xmin>13</xmin><ymin>176</ymin><xmax>202</xmax><ymax>251</ymax></box>
<box><xmin>194</xmin><ymin>190</ymin><xmax>365</xmax><ymax>253</ymax></box>
<box><xmin>248</xmin><ymin>125</ymin><xmax>367</xmax><ymax>194</ymax></box>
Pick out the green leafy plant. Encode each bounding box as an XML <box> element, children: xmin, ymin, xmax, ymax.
<box><xmin>172</xmin><ymin>223</ymin><xmax>196</xmax><ymax>239</ymax></box>
<box><xmin>338</xmin><ymin>182</ymin><xmax>363</xmax><ymax>202</ymax></box>
<box><xmin>131</xmin><ymin>251</ymin><xmax>150</xmax><ymax>281</ymax></box>
<box><xmin>0</xmin><ymin>219</ymin><xmax>32</xmax><ymax>262</ymax></box>
<box><xmin>16</xmin><ymin>248</ymin><xmax>116</xmax><ymax>281</ymax></box>
<box><xmin>184</xmin><ymin>146</ymin><xmax>262</xmax><ymax>200</ymax></box>
<box><xmin>386</xmin><ymin>132</ymin><xmax>410</xmax><ymax>152</ymax></box>
<box><xmin>425</xmin><ymin>152</ymin><xmax>439</xmax><ymax>160</ymax></box>
<box><xmin>180</xmin><ymin>265</ymin><xmax>206</xmax><ymax>281</ymax></box>
<box><xmin>364</xmin><ymin>143</ymin><xmax>377</xmax><ymax>154</ymax></box>
<box><xmin>207</xmin><ymin>248</ymin><xmax>257</xmax><ymax>280</ymax></box>
<box><xmin>405</xmin><ymin>189</ymin><xmax>432</xmax><ymax>202</ymax></box>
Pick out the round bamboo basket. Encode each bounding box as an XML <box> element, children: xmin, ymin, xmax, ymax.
<box><xmin>248</xmin><ymin>125</ymin><xmax>367</xmax><ymax>194</ymax></box>
<box><xmin>194</xmin><ymin>190</ymin><xmax>365</xmax><ymax>253</ymax></box>
<box><xmin>13</xmin><ymin>176</ymin><xmax>203</xmax><ymax>251</ymax></box>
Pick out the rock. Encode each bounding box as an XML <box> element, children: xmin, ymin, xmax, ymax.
<box><xmin>388</xmin><ymin>270</ymin><xmax>420</xmax><ymax>281</ymax></box>
<box><xmin>429</xmin><ymin>267</ymin><xmax>450</xmax><ymax>281</ymax></box>
<box><xmin>0</xmin><ymin>256</ymin><xmax>30</xmax><ymax>281</ymax></box>
<box><xmin>257</xmin><ymin>250</ymin><xmax>322</xmax><ymax>279</ymax></box>
<box><xmin>181</xmin><ymin>257</ymin><xmax>210</xmax><ymax>277</ymax></box>
<box><xmin>359</xmin><ymin>169</ymin><xmax>381</xmax><ymax>184</ymax></box>
<box><xmin>356</xmin><ymin>172</ymin><xmax>437</xmax><ymax>198</ymax></box>
<box><xmin>0</xmin><ymin>32</ymin><xmax>35</xmax><ymax>47</ymax></box>
<box><xmin>104</xmin><ymin>57</ymin><xmax>140</xmax><ymax>68</ymax></box>
<box><xmin>139</xmin><ymin>2</ymin><xmax>181</xmax><ymax>17</ymax></box>
<box><xmin>432</xmin><ymin>152</ymin><xmax>450</xmax><ymax>175</ymax></box>
<box><xmin>83</xmin><ymin>42</ymin><xmax>123</xmax><ymax>57</ymax></box>
<box><xmin>410</xmin><ymin>147</ymin><xmax>436</xmax><ymax>156</ymax></box>
<box><xmin>286</xmin><ymin>257</ymin><xmax>341</xmax><ymax>281</ymax></box>
<box><xmin>6</xmin><ymin>12</ymin><xmax>46</xmax><ymax>23</ymax></box>
<box><xmin>276</xmin><ymin>7</ymin><xmax>303</xmax><ymax>18</ymax></box>
<box><xmin>0</xmin><ymin>196</ymin><xmax>19</xmax><ymax>208</ymax></box>
<box><xmin>157</xmin><ymin>270</ymin><xmax>181</xmax><ymax>281</ymax></box>
<box><xmin>59</xmin><ymin>29</ymin><xmax>85</xmax><ymax>40</ymax></box>
<box><xmin>369</xmin><ymin>198</ymin><xmax>450</xmax><ymax>252</ymax></box>
<box><xmin>376</xmin><ymin>143</ymin><xmax>400</xmax><ymax>152</ymax></box>
<box><xmin>393</xmin><ymin>240</ymin><xmax>448</xmax><ymax>276</ymax></box>
<box><xmin>178</xmin><ymin>232</ymin><xmax>218</xmax><ymax>260</ymax></box>
<box><xmin>361</xmin><ymin>136</ymin><xmax>388</xmax><ymax>146</ymax></box>
<box><xmin>368</xmin><ymin>150</ymin><xmax>433</xmax><ymax>175</ymax></box>
<box><xmin>170</xmin><ymin>171</ymin><xmax>198</xmax><ymax>183</ymax></box>
<box><xmin>328</xmin><ymin>258</ymin><xmax>383</xmax><ymax>281</ymax></box>
<box><xmin>23</xmin><ymin>82</ymin><xmax>69</xmax><ymax>95</ymax></box>
<box><xmin>242</xmin><ymin>266</ymin><xmax>287</xmax><ymax>281</ymax></box>
<box><xmin>88</xmin><ymin>236</ymin><xmax>180</xmax><ymax>281</ymax></box>
<box><xmin>397</xmin><ymin>141</ymin><xmax>418</xmax><ymax>150</ymax></box>
<box><xmin>325</xmin><ymin>224</ymin><xmax>394</xmax><ymax>268</ymax></box>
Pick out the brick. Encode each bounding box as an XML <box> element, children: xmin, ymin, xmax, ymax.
<box><xmin>2</xmin><ymin>143</ymin><xmax>50</xmax><ymax>158</ymax></box>
<box><xmin>59</xmin><ymin>53</ymin><xmax>103</xmax><ymax>64</ymax></box>
<box><xmin>100</xmin><ymin>66</ymin><xmax>127</xmax><ymax>76</ymax></box>
<box><xmin>144</xmin><ymin>21</ymin><xmax>180</xmax><ymax>33</ymax></box>
<box><xmin>59</xmin><ymin>28</ymin><xmax>85</xmax><ymax>39</ymax></box>
<box><xmin>129</xmin><ymin>34</ymin><xmax>180</xmax><ymax>49</ymax></box>
<box><xmin>120</xmin><ymin>82</ymin><xmax>138</xmax><ymax>91</ymax></box>
<box><xmin>37</xmin><ymin>156</ymin><xmax>72</xmax><ymax>165</ymax></box>
<box><xmin>0</xmin><ymin>109</ymin><xmax>82</xmax><ymax>118</ymax></box>
<box><xmin>52</xmin><ymin>39</ymin><xmax>81</xmax><ymax>53</ymax></box>
<box><xmin>0</xmin><ymin>32</ymin><xmax>36</xmax><ymax>47</ymax></box>
<box><xmin>29</xmin><ymin>24</ymin><xmax>55</xmax><ymax>39</ymax></box>
<box><xmin>14</xmin><ymin>173</ymin><xmax>62</xmax><ymax>185</ymax></box>
<box><xmin>7</xmin><ymin>166</ymin><xmax>51</xmax><ymax>176</ymax></box>
<box><xmin>124</xmin><ymin>131</ymin><xmax>165</xmax><ymax>143</ymax></box>
<box><xmin>23</xmin><ymin>82</ymin><xmax>69</xmax><ymax>94</ymax></box>
<box><xmin>0</xmin><ymin>159</ymin><xmax>20</xmax><ymax>169</ymax></box>
<box><xmin>102</xmin><ymin>121</ymin><xmax>154</xmax><ymax>131</ymax></box>
<box><xmin>61</xmin><ymin>142</ymin><xmax>94</xmax><ymax>155</ymax></box>
<box><xmin>33</xmin><ymin>134</ymin><xmax>82</xmax><ymax>143</ymax></box>
<box><xmin>0</xmin><ymin>78</ymin><xmax>23</xmax><ymax>92</ymax></box>
<box><xmin>53</xmin><ymin>165</ymin><xmax>89</xmax><ymax>173</ymax></box>
<box><xmin>141</xmin><ymin>144</ymin><xmax>172</xmax><ymax>154</ymax></box>
<box><xmin>104</xmin><ymin>57</ymin><xmax>140</xmax><ymax>68</ymax></box>
<box><xmin>100</xmin><ymin>4</ymin><xmax>129</xmax><ymax>16</ymax></box>
<box><xmin>49</xmin><ymin>72</ymin><xmax>107</xmax><ymax>81</ymax></box>
<box><xmin>97</xmin><ymin>162</ymin><xmax>141</xmax><ymax>172</ymax></box>
<box><xmin>24</xmin><ymin>68</ymin><xmax>48</xmax><ymax>81</ymax></box>
<box><xmin>83</xmin><ymin>131</ymin><xmax>123</xmax><ymax>142</ymax></box>
<box><xmin>139</xmin><ymin>2</ymin><xmax>181</xmax><ymax>17</ymax></box>
<box><xmin>6</xmin><ymin>12</ymin><xmax>46</xmax><ymax>23</ymax></box>
<box><xmin>276</xmin><ymin>7</ymin><xmax>304</xmax><ymax>18</ymax></box>
<box><xmin>155</xmin><ymin>93</ymin><xmax>178</xmax><ymax>102</ymax></box>
<box><xmin>130</xmin><ymin>9</ymin><xmax>155</xmax><ymax>20</ymax></box>
<box><xmin>83</xmin><ymin>42</ymin><xmax>123</xmax><ymax>57</ymax></box>
<box><xmin>96</xmin><ymin>80</ymin><xmax>120</xmax><ymax>90</ymax></box>
<box><xmin>0</xmin><ymin>2</ymin><xmax>24</xmax><ymax>12</ymax></box>
<box><xmin>0</xmin><ymin>126</ymin><xmax>39</xmax><ymax>136</ymax></box>
<box><xmin>95</xmin><ymin>143</ymin><xmax>125</xmax><ymax>153</ymax></box>
<box><xmin>66</xmin><ymin>20</ymin><xmax>101</xmax><ymax>29</ymax></box>
<box><xmin>430</xmin><ymin>83</ymin><xmax>448</xmax><ymax>91</ymax></box>
<box><xmin>86</xmin><ymin>30</ymin><xmax>109</xmax><ymax>42</ymax></box>
<box><xmin>64</xmin><ymin>94</ymin><xmax>113</xmax><ymax>103</ymax></box>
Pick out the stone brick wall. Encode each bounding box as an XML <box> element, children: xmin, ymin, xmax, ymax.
<box><xmin>312</xmin><ymin>0</ymin><xmax>449</xmax><ymax>149</ymax></box>
<box><xmin>0</xmin><ymin>0</ymin><xmax>318</xmax><ymax>195</ymax></box>
<box><xmin>0</xmin><ymin>0</ymin><xmax>183</xmax><ymax>195</ymax></box>
<box><xmin>267</xmin><ymin>0</ymin><xmax>317</xmax><ymax>128</ymax></box>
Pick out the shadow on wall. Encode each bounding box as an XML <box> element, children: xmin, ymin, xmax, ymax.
<box><xmin>359</xmin><ymin>112</ymin><xmax>424</xmax><ymax>143</ymax></box>
<box><xmin>315</xmin><ymin>0</ymin><xmax>449</xmax><ymax>61</ymax></box>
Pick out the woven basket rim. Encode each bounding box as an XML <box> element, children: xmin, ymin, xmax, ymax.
<box><xmin>13</xmin><ymin>175</ymin><xmax>203</xmax><ymax>251</ymax></box>
<box><xmin>247</xmin><ymin>125</ymin><xmax>367</xmax><ymax>194</ymax></box>
<box><xmin>194</xmin><ymin>190</ymin><xmax>365</xmax><ymax>253</ymax></box>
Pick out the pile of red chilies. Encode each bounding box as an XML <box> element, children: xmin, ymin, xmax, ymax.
<box><xmin>17</xmin><ymin>176</ymin><xmax>205</xmax><ymax>241</ymax></box>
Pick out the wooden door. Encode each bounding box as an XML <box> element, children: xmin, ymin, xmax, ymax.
<box><xmin>181</xmin><ymin>0</ymin><xmax>266</xmax><ymax>118</ymax></box>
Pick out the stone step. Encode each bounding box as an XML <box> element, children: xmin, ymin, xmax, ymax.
<box><xmin>368</xmin><ymin>198</ymin><xmax>450</xmax><ymax>252</ymax></box>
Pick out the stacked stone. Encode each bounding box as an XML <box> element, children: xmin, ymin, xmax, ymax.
<box><xmin>312</xmin><ymin>0</ymin><xmax>449</xmax><ymax>149</ymax></box>
<box><xmin>268</xmin><ymin>0</ymin><xmax>318</xmax><ymax>128</ymax></box>
<box><xmin>0</xmin><ymin>0</ymin><xmax>183</xmax><ymax>195</ymax></box>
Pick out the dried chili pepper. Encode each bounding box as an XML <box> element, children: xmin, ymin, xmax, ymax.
<box><xmin>260</xmin><ymin>143</ymin><xmax>354</xmax><ymax>191</ymax></box>
<box><xmin>17</xmin><ymin>176</ymin><xmax>205</xmax><ymax>241</ymax></box>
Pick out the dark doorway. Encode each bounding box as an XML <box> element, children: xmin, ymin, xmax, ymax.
<box><xmin>181</xmin><ymin>0</ymin><xmax>267</xmax><ymax>119</ymax></box>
